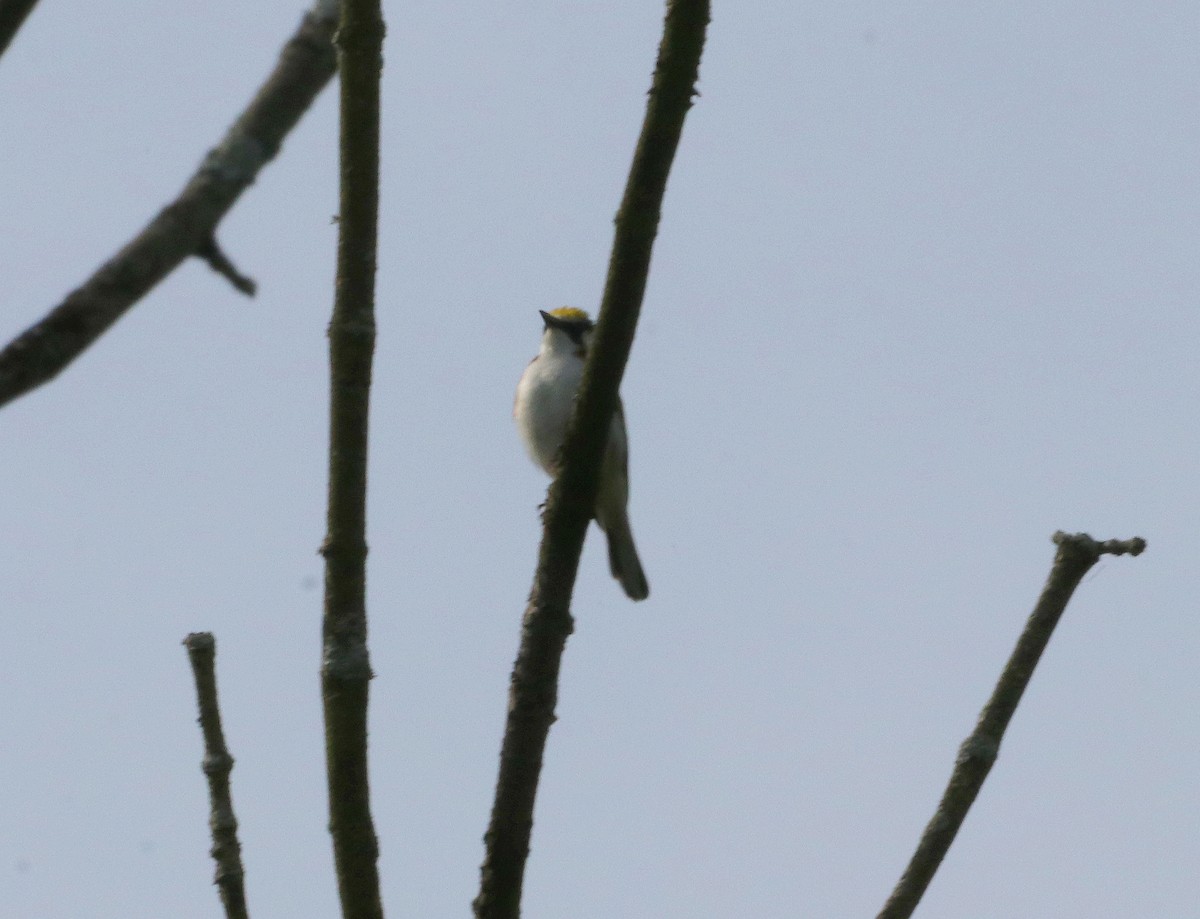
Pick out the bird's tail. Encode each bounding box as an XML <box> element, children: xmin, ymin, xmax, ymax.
<box><xmin>604</xmin><ymin>511</ymin><xmax>649</xmax><ymax>601</ymax></box>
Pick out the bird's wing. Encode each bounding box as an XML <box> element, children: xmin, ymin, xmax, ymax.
<box><xmin>610</xmin><ymin>395</ymin><xmax>630</xmax><ymax>479</ymax></box>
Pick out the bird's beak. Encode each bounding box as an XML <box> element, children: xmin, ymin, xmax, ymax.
<box><xmin>539</xmin><ymin>309</ymin><xmax>559</xmax><ymax>330</ymax></box>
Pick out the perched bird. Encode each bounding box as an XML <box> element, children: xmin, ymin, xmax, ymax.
<box><xmin>514</xmin><ymin>307</ymin><xmax>649</xmax><ymax>601</ymax></box>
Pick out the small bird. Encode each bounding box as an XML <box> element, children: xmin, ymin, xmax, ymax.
<box><xmin>514</xmin><ymin>307</ymin><xmax>649</xmax><ymax>601</ymax></box>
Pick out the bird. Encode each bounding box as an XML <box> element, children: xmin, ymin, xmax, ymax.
<box><xmin>514</xmin><ymin>307</ymin><xmax>649</xmax><ymax>601</ymax></box>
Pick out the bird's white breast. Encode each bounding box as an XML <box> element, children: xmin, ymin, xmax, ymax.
<box><xmin>515</xmin><ymin>349</ymin><xmax>584</xmax><ymax>474</ymax></box>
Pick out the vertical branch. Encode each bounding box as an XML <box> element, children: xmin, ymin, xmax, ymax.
<box><xmin>473</xmin><ymin>3</ymin><xmax>710</xmax><ymax>918</ymax></box>
<box><xmin>319</xmin><ymin>0</ymin><xmax>385</xmax><ymax>918</ymax></box>
<box><xmin>877</xmin><ymin>532</ymin><xmax>1147</xmax><ymax>919</ymax></box>
<box><xmin>183</xmin><ymin>632</ymin><xmax>250</xmax><ymax>919</ymax></box>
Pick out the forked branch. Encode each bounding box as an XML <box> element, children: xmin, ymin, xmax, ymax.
<box><xmin>0</xmin><ymin>0</ymin><xmax>340</xmax><ymax>410</ymax></box>
<box><xmin>877</xmin><ymin>532</ymin><xmax>1146</xmax><ymax>919</ymax></box>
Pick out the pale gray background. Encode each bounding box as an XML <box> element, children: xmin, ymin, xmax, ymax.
<box><xmin>2</xmin><ymin>2</ymin><xmax>1196</xmax><ymax>917</ymax></box>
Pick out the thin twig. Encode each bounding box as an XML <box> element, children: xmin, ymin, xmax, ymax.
<box><xmin>196</xmin><ymin>237</ymin><xmax>257</xmax><ymax>297</ymax></box>
<box><xmin>0</xmin><ymin>0</ymin><xmax>39</xmax><ymax>60</ymax></box>
<box><xmin>877</xmin><ymin>532</ymin><xmax>1147</xmax><ymax>919</ymax></box>
<box><xmin>472</xmin><ymin>3</ymin><xmax>710</xmax><ymax>917</ymax></box>
<box><xmin>318</xmin><ymin>0</ymin><xmax>385</xmax><ymax>918</ymax></box>
<box><xmin>183</xmin><ymin>632</ymin><xmax>250</xmax><ymax>919</ymax></box>
<box><xmin>0</xmin><ymin>0</ymin><xmax>340</xmax><ymax>410</ymax></box>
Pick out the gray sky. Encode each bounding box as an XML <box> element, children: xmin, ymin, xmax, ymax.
<box><xmin>3</xmin><ymin>2</ymin><xmax>1197</xmax><ymax>917</ymax></box>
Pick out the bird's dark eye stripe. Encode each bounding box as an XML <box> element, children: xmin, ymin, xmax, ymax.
<box><xmin>551</xmin><ymin>319</ymin><xmax>591</xmax><ymax>344</ymax></box>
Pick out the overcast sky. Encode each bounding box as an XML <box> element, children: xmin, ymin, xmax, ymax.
<box><xmin>3</xmin><ymin>2</ymin><xmax>1197</xmax><ymax>917</ymax></box>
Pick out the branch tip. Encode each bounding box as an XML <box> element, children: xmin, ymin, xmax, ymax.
<box><xmin>184</xmin><ymin>631</ymin><xmax>249</xmax><ymax>919</ymax></box>
<box><xmin>1052</xmin><ymin>531</ymin><xmax>1147</xmax><ymax>559</ymax></box>
<box><xmin>877</xmin><ymin>532</ymin><xmax>1146</xmax><ymax>919</ymax></box>
<box><xmin>184</xmin><ymin>631</ymin><xmax>216</xmax><ymax>651</ymax></box>
<box><xmin>196</xmin><ymin>237</ymin><xmax>257</xmax><ymax>297</ymax></box>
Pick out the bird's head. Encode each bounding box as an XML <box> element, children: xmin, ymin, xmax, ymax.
<box><xmin>539</xmin><ymin>307</ymin><xmax>594</xmax><ymax>356</ymax></box>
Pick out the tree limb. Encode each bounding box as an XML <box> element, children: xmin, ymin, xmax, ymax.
<box><xmin>0</xmin><ymin>0</ymin><xmax>39</xmax><ymax>61</ymax></box>
<box><xmin>318</xmin><ymin>0</ymin><xmax>385</xmax><ymax>917</ymax></box>
<box><xmin>473</xmin><ymin>3</ymin><xmax>710</xmax><ymax>917</ymax></box>
<box><xmin>183</xmin><ymin>632</ymin><xmax>250</xmax><ymax>919</ymax></box>
<box><xmin>0</xmin><ymin>0</ymin><xmax>340</xmax><ymax>410</ymax></box>
<box><xmin>876</xmin><ymin>532</ymin><xmax>1147</xmax><ymax>919</ymax></box>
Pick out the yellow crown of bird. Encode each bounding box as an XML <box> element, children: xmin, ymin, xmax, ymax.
<box><xmin>547</xmin><ymin>307</ymin><xmax>592</xmax><ymax>323</ymax></box>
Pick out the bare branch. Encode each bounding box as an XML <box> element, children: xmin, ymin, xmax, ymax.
<box><xmin>473</xmin><ymin>3</ymin><xmax>710</xmax><ymax>917</ymax></box>
<box><xmin>183</xmin><ymin>632</ymin><xmax>250</xmax><ymax>919</ymax></box>
<box><xmin>0</xmin><ymin>0</ymin><xmax>39</xmax><ymax>60</ymax></box>
<box><xmin>318</xmin><ymin>0</ymin><xmax>385</xmax><ymax>917</ymax></box>
<box><xmin>877</xmin><ymin>532</ymin><xmax>1147</xmax><ymax>919</ymax></box>
<box><xmin>196</xmin><ymin>237</ymin><xmax>257</xmax><ymax>297</ymax></box>
<box><xmin>0</xmin><ymin>1</ymin><xmax>340</xmax><ymax>410</ymax></box>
